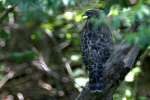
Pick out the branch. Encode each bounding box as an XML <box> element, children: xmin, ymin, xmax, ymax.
<box><xmin>32</xmin><ymin>55</ymin><xmax>60</xmax><ymax>80</ymax></box>
<box><xmin>76</xmin><ymin>43</ymin><xmax>141</xmax><ymax>100</ymax></box>
<box><xmin>0</xmin><ymin>5</ymin><xmax>16</xmax><ymax>24</ymax></box>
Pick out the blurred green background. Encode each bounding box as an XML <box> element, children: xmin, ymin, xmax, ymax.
<box><xmin>0</xmin><ymin>0</ymin><xmax>150</xmax><ymax>100</ymax></box>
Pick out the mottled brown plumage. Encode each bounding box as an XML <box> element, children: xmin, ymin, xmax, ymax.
<box><xmin>81</xmin><ymin>9</ymin><xmax>113</xmax><ymax>92</ymax></box>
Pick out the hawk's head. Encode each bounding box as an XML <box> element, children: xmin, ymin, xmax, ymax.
<box><xmin>84</xmin><ymin>9</ymin><xmax>100</xmax><ymax>18</ymax></box>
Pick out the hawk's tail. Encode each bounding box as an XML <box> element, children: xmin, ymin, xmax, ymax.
<box><xmin>88</xmin><ymin>65</ymin><xmax>105</xmax><ymax>92</ymax></box>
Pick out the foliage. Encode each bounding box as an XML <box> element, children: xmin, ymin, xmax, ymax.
<box><xmin>0</xmin><ymin>0</ymin><xmax>150</xmax><ymax>100</ymax></box>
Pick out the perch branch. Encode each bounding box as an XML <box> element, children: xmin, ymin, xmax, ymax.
<box><xmin>76</xmin><ymin>43</ymin><xmax>141</xmax><ymax>100</ymax></box>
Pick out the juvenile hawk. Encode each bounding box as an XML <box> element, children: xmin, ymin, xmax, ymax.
<box><xmin>81</xmin><ymin>9</ymin><xmax>113</xmax><ymax>92</ymax></box>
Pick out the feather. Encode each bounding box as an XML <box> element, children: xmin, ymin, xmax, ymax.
<box><xmin>81</xmin><ymin>9</ymin><xmax>113</xmax><ymax>92</ymax></box>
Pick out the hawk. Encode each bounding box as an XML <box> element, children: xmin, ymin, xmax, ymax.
<box><xmin>81</xmin><ymin>9</ymin><xmax>113</xmax><ymax>92</ymax></box>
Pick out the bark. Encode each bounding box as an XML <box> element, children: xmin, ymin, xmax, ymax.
<box><xmin>76</xmin><ymin>43</ymin><xmax>141</xmax><ymax>100</ymax></box>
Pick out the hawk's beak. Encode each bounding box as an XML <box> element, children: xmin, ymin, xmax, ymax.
<box><xmin>82</xmin><ymin>13</ymin><xmax>88</xmax><ymax>19</ymax></box>
<box><xmin>82</xmin><ymin>15</ymin><xmax>88</xmax><ymax>19</ymax></box>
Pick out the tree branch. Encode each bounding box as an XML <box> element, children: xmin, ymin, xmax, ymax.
<box><xmin>0</xmin><ymin>5</ymin><xmax>16</xmax><ymax>24</ymax></box>
<box><xmin>76</xmin><ymin>43</ymin><xmax>141</xmax><ymax>100</ymax></box>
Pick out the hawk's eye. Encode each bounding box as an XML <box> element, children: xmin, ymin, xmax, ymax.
<box><xmin>85</xmin><ymin>11</ymin><xmax>95</xmax><ymax>17</ymax></box>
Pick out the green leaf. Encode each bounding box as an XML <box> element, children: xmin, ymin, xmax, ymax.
<box><xmin>10</xmin><ymin>51</ymin><xmax>38</xmax><ymax>63</ymax></box>
<box><xmin>0</xmin><ymin>29</ymin><xmax>10</xmax><ymax>40</ymax></box>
